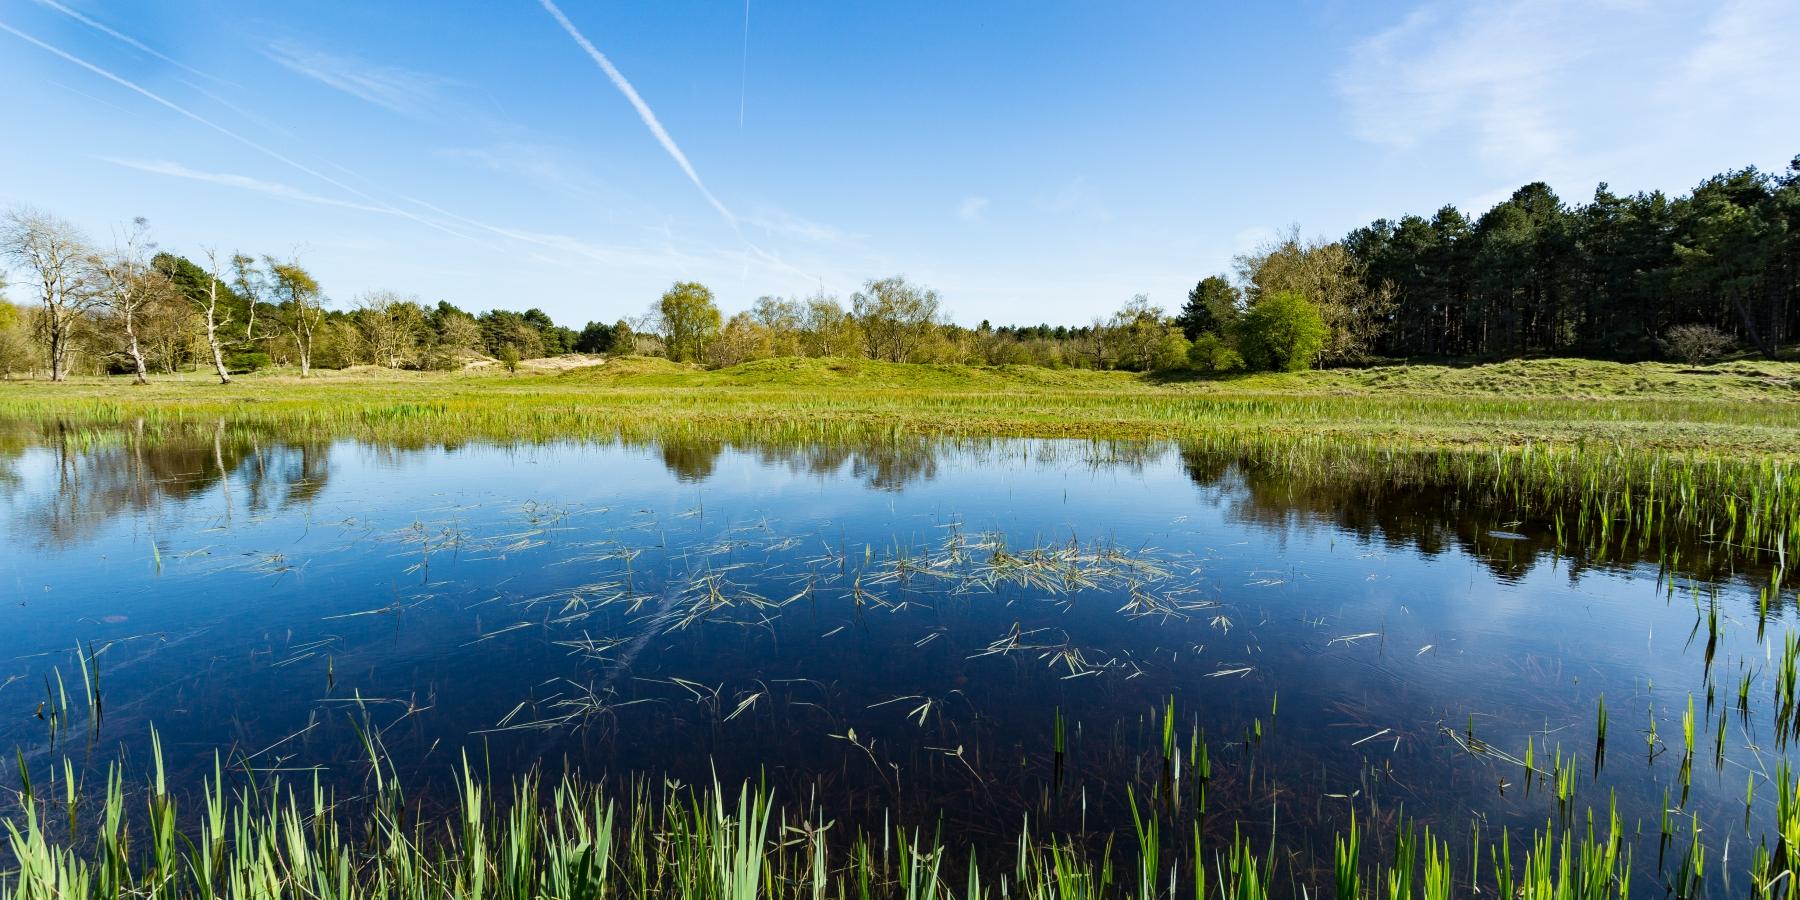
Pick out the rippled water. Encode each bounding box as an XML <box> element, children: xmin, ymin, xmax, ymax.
<box><xmin>0</xmin><ymin>434</ymin><xmax>1783</xmax><ymax>884</ymax></box>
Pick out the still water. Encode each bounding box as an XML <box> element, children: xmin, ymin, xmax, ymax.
<box><xmin>0</xmin><ymin>434</ymin><xmax>1782</xmax><ymax>883</ymax></box>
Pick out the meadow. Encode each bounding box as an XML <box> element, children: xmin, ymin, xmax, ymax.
<box><xmin>3</xmin><ymin>355</ymin><xmax>1798</xmax><ymax>454</ymax></box>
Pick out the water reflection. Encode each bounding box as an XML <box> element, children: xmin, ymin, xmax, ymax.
<box><xmin>5</xmin><ymin>432</ymin><xmax>330</xmax><ymax>549</ymax></box>
<box><xmin>0</xmin><ymin>430</ymin><xmax>1769</xmax><ymax>589</ymax></box>
<box><xmin>1178</xmin><ymin>446</ymin><xmax>1758</xmax><ymax>586</ymax></box>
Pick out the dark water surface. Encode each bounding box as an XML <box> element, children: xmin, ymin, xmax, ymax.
<box><xmin>0</xmin><ymin>434</ymin><xmax>1784</xmax><ymax>884</ymax></box>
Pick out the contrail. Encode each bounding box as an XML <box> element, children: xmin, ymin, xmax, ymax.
<box><xmin>100</xmin><ymin>158</ymin><xmax>398</xmax><ymax>217</ymax></box>
<box><xmin>0</xmin><ymin>19</ymin><xmax>492</xmax><ymax>249</ymax></box>
<box><xmin>30</xmin><ymin>0</ymin><xmax>236</xmax><ymax>87</ymax></box>
<box><xmin>536</xmin><ymin>0</ymin><xmax>737</xmax><ymax>227</ymax></box>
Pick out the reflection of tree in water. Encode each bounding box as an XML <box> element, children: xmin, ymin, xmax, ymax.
<box><xmin>752</xmin><ymin>441</ymin><xmax>937</xmax><ymax>492</ymax></box>
<box><xmin>7</xmin><ymin>427</ymin><xmax>333</xmax><ymax>549</ymax></box>
<box><xmin>848</xmin><ymin>443</ymin><xmax>937</xmax><ymax>492</ymax></box>
<box><xmin>1179</xmin><ymin>446</ymin><xmax>1756</xmax><ymax>586</ymax></box>
<box><xmin>658</xmin><ymin>441</ymin><xmax>725</xmax><ymax>483</ymax></box>
<box><xmin>643</xmin><ymin>438</ymin><xmax>946</xmax><ymax>492</ymax></box>
<box><xmin>661</xmin><ymin>437</ymin><xmax>1165</xmax><ymax>492</ymax></box>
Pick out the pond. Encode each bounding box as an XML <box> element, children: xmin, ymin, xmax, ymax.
<box><xmin>0</xmin><ymin>431</ymin><xmax>1787</xmax><ymax>891</ymax></box>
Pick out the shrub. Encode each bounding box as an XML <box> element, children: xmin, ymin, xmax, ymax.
<box><xmin>225</xmin><ymin>352</ymin><xmax>271</xmax><ymax>374</ymax></box>
<box><xmin>1150</xmin><ymin>328</ymin><xmax>1192</xmax><ymax>371</ymax></box>
<box><xmin>414</xmin><ymin>349</ymin><xmax>464</xmax><ymax>372</ymax></box>
<box><xmin>1187</xmin><ymin>332</ymin><xmax>1246</xmax><ymax>374</ymax></box>
<box><xmin>497</xmin><ymin>344</ymin><xmax>521</xmax><ymax>374</ymax></box>
<box><xmin>1239</xmin><ymin>291</ymin><xmax>1326</xmax><ymax>372</ymax></box>
<box><xmin>1660</xmin><ymin>323</ymin><xmax>1734</xmax><ymax>365</ymax></box>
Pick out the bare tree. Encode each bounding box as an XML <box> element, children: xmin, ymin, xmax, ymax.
<box><xmin>93</xmin><ymin>217</ymin><xmax>166</xmax><ymax>384</ymax></box>
<box><xmin>353</xmin><ymin>290</ymin><xmax>426</xmax><ymax>368</ymax></box>
<box><xmin>1</xmin><ymin>206</ymin><xmax>97</xmax><ymax>381</ymax></box>
<box><xmin>197</xmin><ymin>248</ymin><xmax>235</xmax><ymax>383</ymax></box>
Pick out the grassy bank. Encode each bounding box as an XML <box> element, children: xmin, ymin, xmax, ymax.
<box><xmin>2</xmin><ymin>356</ymin><xmax>1798</xmax><ymax>456</ymax></box>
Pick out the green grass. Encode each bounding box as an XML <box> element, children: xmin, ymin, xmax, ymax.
<box><xmin>0</xmin><ymin>735</ymin><xmax>1675</xmax><ymax>900</ymax></box>
<box><xmin>3</xmin><ymin>356</ymin><xmax>1798</xmax><ymax>456</ymax></box>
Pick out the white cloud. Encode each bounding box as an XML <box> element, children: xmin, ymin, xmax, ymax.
<box><xmin>99</xmin><ymin>157</ymin><xmax>391</xmax><ymax>215</ymax></box>
<box><xmin>265</xmin><ymin>40</ymin><xmax>451</xmax><ymax>118</ymax></box>
<box><xmin>956</xmin><ymin>196</ymin><xmax>989</xmax><ymax>222</ymax></box>
<box><xmin>742</xmin><ymin>208</ymin><xmax>856</xmax><ymax>244</ymax></box>
<box><xmin>1338</xmin><ymin>0</ymin><xmax>1800</xmax><ymax>191</ymax></box>
<box><xmin>437</xmin><ymin>143</ymin><xmax>607</xmax><ymax>196</ymax></box>
<box><xmin>1677</xmin><ymin>0</ymin><xmax>1793</xmax><ymax>92</ymax></box>
<box><xmin>1338</xmin><ymin>2</ymin><xmax>1603</xmax><ymax>173</ymax></box>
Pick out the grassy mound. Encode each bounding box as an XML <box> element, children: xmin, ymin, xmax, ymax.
<box><xmin>558</xmin><ymin>355</ymin><xmax>699</xmax><ymax>379</ymax></box>
<box><xmin>1166</xmin><ymin>357</ymin><xmax>1800</xmax><ymax>400</ymax></box>
<box><xmin>564</xmin><ymin>356</ymin><xmax>1138</xmax><ymax>390</ymax></box>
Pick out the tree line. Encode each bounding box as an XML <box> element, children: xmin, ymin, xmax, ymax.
<box><xmin>1347</xmin><ymin>157</ymin><xmax>1800</xmax><ymax>360</ymax></box>
<box><xmin>2</xmin><ymin>154</ymin><xmax>1794</xmax><ymax>381</ymax></box>
<box><xmin>0</xmin><ymin>207</ymin><xmax>633</xmax><ymax>381</ymax></box>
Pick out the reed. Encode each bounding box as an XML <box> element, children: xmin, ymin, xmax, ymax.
<box><xmin>0</xmin><ymin>730</ymin><xmax>1738</xmax><ymax>899</ymax></box>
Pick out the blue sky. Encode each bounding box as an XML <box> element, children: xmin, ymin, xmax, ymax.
<box><xmin>3</xmin><ymin>0</ymin><xmax>1796</xmax><ymax>328</ymax></box>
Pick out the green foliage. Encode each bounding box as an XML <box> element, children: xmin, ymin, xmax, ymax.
<box><xmin>497</xmin><ymin>344</ymin><xmax>521</xmax><ymax>374</ymax></box>
<box><xmin>1149</xmin><ymin>327</ymin><xmax>1191</xmax><ymax>371</ymax></box>
<box><xmin>1348</xmin><ymin>156</ymin><xmax>1800</xmax><ymax>360</ymax></box>
<box><xmin>524</xmin><ymin>307</ymin><xmax>578</xmax><ymax>354</ymax></box>
<box><xmin>151</xmin><ymin>252</ymin><xmax>248</xmax><ymax>321</ymax></box>
<box><xmin>574</xmin><ymin>320</ymin><xmax>620</xmax><ymax>354</ymax></box>
<box><xmin>0</xmin><ymin>298</ymin><xmax>35</xmax><ymax>376</ymax></box>
<box><xmin>1178</xmin><ymin>275</ymin><xmax>1241</xmax><ymax>340</ymax></box>
<box><xmin>479</xmin><ymin>310</ymin><xmax>547</xmax><ymax>359</ymax></box>
<box><xmin>1187</xmin><ymin>332</ymin><xmax>1245</xmax><ymax>373</ymax></box>
<box><xmin>1240</xmin><ymin>291</ymin><xmax>1326</xmax><ymax>372</ymax></box>
<box><xmin>656</xmin><ymin>281</ymin><xmax>722</xmax><ymax>363</ymax></box>
<box><xmin>224</xmin><ymin>351</ymin><xmax>270</xmax><ymax>374</ymax></box>
<box><xmin>852</xmin><ymin>276</ymin><xmax>942</xmax><ymax>363</ymax></box>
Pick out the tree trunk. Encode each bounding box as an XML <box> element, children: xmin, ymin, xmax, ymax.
<box><xmin>1729</xmin><ymin>291</ymin><xmax>1776</xmax><ymax>359</ymax></box>
<box><xmin>124</xmin><ymin>312</ymin><xmax>149</xmax><ymax>385</ymax></box>
<box><xmin>205</xmin><ymin>312</ymin><xmax>232</xmax><ymax>384</ymax></box>
<box><xmin>49</xmin><ymin>317</ymin><xmax>67</xmax><ymax>382</ymax></box>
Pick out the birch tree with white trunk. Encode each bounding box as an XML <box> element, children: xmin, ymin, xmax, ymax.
<box><xmin>93</xmin><ymin>217</ymin><xmax>160</xmax><ymax>384</ymax></box>
<box><xmin>0</xmin><ymin>206</ymin><xmax>96</xmax><ymax>381</ymax></box>
<box><xmin>197</xmin><ymin>248</ymin><xmax>234</xmax><ymax>383</ymax></box>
